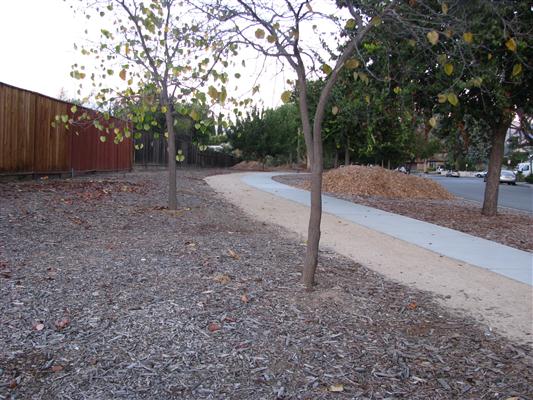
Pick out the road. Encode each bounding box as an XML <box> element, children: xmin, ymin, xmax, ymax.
<box><xmin>428</xmin><ymin>175</ymin><xmax>533</xmax><ymax>213</ymax></box>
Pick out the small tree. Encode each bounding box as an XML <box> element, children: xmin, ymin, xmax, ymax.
<box><xmin>66</xmin><ymin>0</ymin><xmax>228</xmax><ymax>209</ymax></box>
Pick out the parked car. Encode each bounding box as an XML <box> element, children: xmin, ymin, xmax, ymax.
<box><xmin>514</xmin><ymin>162</ymin><xmax>531</xmax><ymax>177</ymax></box>
<box><xmin>445</xmin><ymin>170</ymin><xmax>460</xmax><ymax>177</ymax></box>
<box><xmin>484</xmin><ymin>170</ymin><xmax>516</xmax><ymax>185</ymax></box>
<box><xmin>474</xmin><ymin>170</ymin><xmax>487</xmax><ymax>178</ymax></box>
<box><xmin>436</xmin><ymin>166</ymin><xmax>445</xmax><ymax>174</ymax></box>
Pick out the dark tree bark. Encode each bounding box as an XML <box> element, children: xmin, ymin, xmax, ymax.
<box><xmin>482</xmin><ymin>117</ymin><xmax>511</xmax><ymax>216</ymax></box>
<box><xmin>345</xmin><ymin>136</ymin><xmax>350</xmax><ymax>166</ymax></box>
<box><xmin>162</xmin><ymin>90</ymin><xmax>177</xmax><ymax>210</ymax></box>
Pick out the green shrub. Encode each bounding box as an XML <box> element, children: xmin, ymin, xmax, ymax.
<box><xmin>525</xmin><ymin>174</ymin><xmax>533</xmax><ymax>184</ymax></box>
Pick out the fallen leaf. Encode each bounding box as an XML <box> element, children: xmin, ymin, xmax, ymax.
<box><xmin>228</xmin><ymin>249</ymin><xmax>240</xmax><ymax>260</ymax></box>
<box><xmin>55</xmin><ymin>317</ymin><xmax>70</xmax><ymax>330</ymax></box>
<box><xmin>213</xmin><ymin>273</ymin><xmax>231</xmax><ymax>284</ymax></box>
<box><xmin>51</xmin><ymin>365</ymin><xmax>64</xmax><ymax>373</ymax></box>
<box><xmin>208</xmin><ymin>322</ymin><xmax>220</xmax><ymax>332</ymax></box>
<box><xmin>407</xmin><ymin>301</ymin><xmax>418</xmax><ymax>310</ymax></box>
<box><xmin>329</xmin><ymin>383</ymin><xmax>344</xmax><ymax>392</ymax></box>
<box><xmin>33</xmin><ymin>322</ymin><xmax>45</xmax><ymax>331</ymax></box>
<box><xmin>241</xmin><ymin>293</ymin><xmax>249</xmax><ymax>303</ymax></box>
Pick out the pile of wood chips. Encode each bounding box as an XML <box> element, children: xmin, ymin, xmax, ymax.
<box><xmin>231</xmin><ymin>161</ymin><xmax>266</xmax><ymax>171</ymax></box>
<box><xmin>308</xmin><ymin>165</ymin><xmax>454</xmax><ymax>200</ymax></box>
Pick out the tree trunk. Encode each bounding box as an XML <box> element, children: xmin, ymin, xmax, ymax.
<box><xmin>344</xmin><ymin>136</ymin><xmax>350</xmax><ymax>166</ymax></box>
<box><xmin>482</xmin><ymin>120</ymin><xmax>509</xmax><ymax>216</ymax></box>
<box><xmin>333</xmin><ymin>151</ymin><xmax>338</xmax><ymax>168</ymax></box>
<box><xmin>303</xmin><ymin>136</ymin><xmax>323</xmax><ymax>289</ymax></box>
<box><xmin>162</xmin><ymin>92</ymin><xmax>177</xmax><ymax>210</ymax></box>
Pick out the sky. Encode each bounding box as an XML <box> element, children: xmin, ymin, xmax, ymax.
<box><xmin>0</xmin><ymin>0</ymin><xmax>88</xmax><ymax>99</ymax></box>
<box><xmin>0</xmin><ymin>0</ymin><xmax>344</xmax><ymax>109</ymax></box>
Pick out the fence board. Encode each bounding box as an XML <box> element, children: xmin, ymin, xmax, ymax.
<box><xmin>0</xmin><ymin>82</ymin><xmax>132</xmax><ymax>175</ymax></box>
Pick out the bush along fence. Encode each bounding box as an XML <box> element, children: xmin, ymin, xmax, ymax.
<box><xmin>0</xmin><ymin>82</ymin><xmax>132</xmax><ymax>176</ymax></box>
<box><xmin>134</xmin><ymin>133</ymin><xmax>238</xmax><ymax>168</ymax></box>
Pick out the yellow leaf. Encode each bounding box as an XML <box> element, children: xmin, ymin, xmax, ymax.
<box><xmin>447</xmin><ymin>92</ymin><xmax>459</xmax><ymax>106</ymax></box>
<box><xmin>444</xmin><ymin>63</ymin><xmax>454</xmax><ymax>76</ymax></box>
<box><xmin>119</xmin><ymin>69</ymin><xmax>127</xmax><ymax>81</ymax></box>
<box><xmin>99</xmin><ymin>135</ymin><xmax>107</xmax><ymax>143</ymax></box>
<box><xmin>463</xmin><ymin>32</ymin><xmax>473</xmax><ymax>44</ymax></box>
<box><xmin>487</xmin><ymin>52</ymin><xmax>493</xmax><ymax>60</ymax></box>
<box><xmin>161</xmin><ymin>106</ymin><xmax>168</xmax><ymax>113</ymax></box>
<box><xmin>364</xmin><ymin>94</ymin><xmax>370</xmax><ymax>104</ymax></box>
<box><xmin>189</xmin><ymin>109</ymin><xmax>200</xmax><ymax>121</ymax></box>
<box><xmin>329</xmin><ymin>384</ymin><xmax>344</xmax><ymax>392</ymax></box>
<box><xmin>267</xmin><ymin>34</ymin><xmax>276</xmax><ymax>43</ymax></box>
<box><xmin>505</xmin><ymin>38</ymin><xmax>517</xmax><ymax>52</ymax></box>
<box><xmin>124</xmin><ymin>43</ymin><xmax>130</xmax><ymax>55</ymax></box>
<box><xmin>208</xmin><ymin>85</ymin><xmax>218</xmax><ymax>100</ymax></box>
<box><xmin>444</xmin><ymin>28</ymin><xmax>453</xmax><ymax>38</ymax></box>
<box><xmin>438</xmin><ymin>93</ymin><xmax>448</xmax><ymax>103</ymax></box>
<box><xmin>332</xmin><ymin>106</ymin><xmax>339</xmax><ymax>115</ymax></box>
<box><xmin>70</xmin><ymin>105</ymin><xmax>77</xmax><ymax>113</ymax></box>
<box><xmin>344</xmin><ymin>58</ymin><xmax>360</xmax><ymax>69</ymax></box>
<box><xmin>345</xmin><ymin>19</ymin><xmax>356</xmax><ymax>29</ymax></box>
<box><xmin>407</xmin><ymin>39</ymin><xmax>416</xmax><ymax>47</ymax></box>
<box><xmin>255</xmin><ymin>28</ymin><xmax>265</xmax><ymax>39</ymax></box>
<box><xmin>441</xmin><ymin>3</ymin><xmax>448</xmax><ymax>14</ymax></box>
<box><xmin>281</xmin><ymin>90</ymin><xmax>292</xmax><ymax>104</ymax></box>
<box><xmin>393</xmin><ymin>86</ymin><xmax>401</xmax><ymax>94</ymax></box>
<box><xmin>321</xmin><ymin>64</ymin><xmax>333</xmax><ymax>75</ymax></box>
<box><xmin>437</xmin><ymin>54</ymin><xmax>447</xmax><ymax>65</ymax></box>
<box><xmin>512</xmin><ymin>64</ymin><xmax>522</xmax><ymax>77</ymax></box>
<box><xmin>427</xmin><ymin>30</ymin><xmax>439</xmax><ymax>45</ymax></box>
<box><xmin>359</xmin><ymin>72</ymin><xmax>369</xmax><ymax>85</ymax></box>
<box><xmin>429</xmin><ymin>117</ymin><xmax>437</xmax><ymax>128</ymax></box>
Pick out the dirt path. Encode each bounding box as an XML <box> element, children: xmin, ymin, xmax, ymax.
<box><xmin>206</xmin><ymin>172</ymin><xmax>533</xmax><ymax>345</ymax></box>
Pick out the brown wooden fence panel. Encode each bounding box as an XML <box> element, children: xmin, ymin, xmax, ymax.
<box><xmin>0</xmin><ymin>82</ymin><xmax>132</xmax><ymax>175</ymax></box>
<box><xmin>33</xmin><ymin>96</ymin><xmax>70</xmax><ymax>173</ymax></box>
<box><xmin>0</xmin><ymin>84</ymin><xmax>35</xmax><ymax>172</ymax></box>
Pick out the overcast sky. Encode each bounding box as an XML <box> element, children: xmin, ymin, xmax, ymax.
<box><xmin>0</xmin><ymin>0</ymin><xmax>89</xmax><ymax>98</ymax></box>
<box><xmin>0</xmin><ymin>0</ymin><xmax>344</xmax><ymax>109</ymax></box>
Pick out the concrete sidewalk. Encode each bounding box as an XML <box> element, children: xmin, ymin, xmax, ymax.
<box><xmin>242</xmin><ymin>172</ymin><xmax>532</xmax><ymax>286</ymax></box>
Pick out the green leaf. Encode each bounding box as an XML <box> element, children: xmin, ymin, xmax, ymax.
<box><xmin>281</xmin><ymin>90</ymin><xmax>292</xmax><ymax>104</ymax></box>
<box><xmin>505</xmin><ymin>38</ymin><xmax>517</xmax><ymax>52</ymax></box>
<box><xmin>444</xmin><ymin>63</ymin><xmax>454</xmax><ymax>76</ymax></box>
<box><xmin>161</xmin><ymin>106</ymin><xmax>168</xmax><ymax>113</ymax></box>
<box><xmin>331</xmin><ymin>106</ymin><xmax>339</xmax><ymax>115</ymax></box>
<box><xmin>437</xmin><ymin>94</ymin><xmax>447</xmax><ymax>103</ymax></box>
<box><xmin>447</xmin><ymin>93</ymin><xmax>459</xmax><ymax>106</ymax></box>
<box><xmin>255</xmin><ymin>28</ymin><xmax>265</xmax><ymax>39</ymax></box>
<box><xmin>393</xmin><ymin>86</ymin><xmax>401</xmax><ymax>94</ymax></box>
<box><xmin>437</xmin><ymin>54</ymin><xmax>447</xmax><ymax>65</ymax></box>
<box><xmin>358</xmin><ymin>72</ymin><xmax>369</xmax><ymax>85</ymax></box>
<box><xmin>208</xmin><ymin>85</ymin><xmax>218</xmax><ymax>100</ymax></box>
<box><xmin>99</xmin><ymin>135</ymin><xmax>107</xmax><ymax>142</ymax></box>
<box><xmin>370</xmin><ymin>16</ymin><xmax>381</xmax><ymax>26</ymax></box>
<box><xmin>61</xmin><ymin>115</ymin><xmax>68</xmax><ymax>123</ymax></box>
<box><xmin>176</xmin><ymin>149</ymin><xmax>185</xmax><ymax>162</ymax></box>
<box><xmin>189</xmin><ymin>109</ymin><xmax>200</xmax><ymax>121</ymax></box>
<box><xmin>429</xmin><ymin>117</ymin><xmax>437</xmax><ymax>128</ymax></box>
<box><xmin>70</xmin><ymin>105</ymin><xmax>77</xmax><ymax>114</ymax></box>
<box><xmin>441</xmin><ymin>3</ymin><xmax>448</xmax><ymax>14</ymax></box>
<box><xmin>512</xmin><ymin>64</ymin><xmax>522</xmax><ymax>77</ymax></box>
<box><xmin>426</xmin><ymin>30</ymin><xmax>439</xmax><ymax>46</ymax></box>
<box><xmin>267</xmin><ymin>34</ymin><xmax>276</xmax><ymax>43</ymax></box>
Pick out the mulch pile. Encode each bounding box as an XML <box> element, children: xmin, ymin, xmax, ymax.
<box><xmin>303</xmin><ymin>166</ymin><xmax>454</xmax><ymax>200</ymax></box>
<box><xmin>1</xmin><ymin>169</ymin><xmax>531</xmax><ymax>399</ymax></box>
<box><xmin>231</xmin><ymin>161</ymin><xmax>267</xmax><ymax>171</ymax></box>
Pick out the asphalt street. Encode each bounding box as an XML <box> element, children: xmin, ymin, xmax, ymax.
<box><xmin>428</xmin><ymin>175</ymin><xmax>533</xmax><ymax>213</ymax></box>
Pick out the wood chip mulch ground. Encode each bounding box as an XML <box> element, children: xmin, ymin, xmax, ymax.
<box><xmin>1</xmin><ymin>169</ymin><xmax>531</xmax><ymax>399</ymax></box>
<box><xmin>274</xmin><ymin>171</ymin><xmax>533</xmax><ymax>252</ymax></box>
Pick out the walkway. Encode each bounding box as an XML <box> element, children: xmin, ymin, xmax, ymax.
<box><xmin>242</xmin><ymin>172</ymin><xmax>532</xmax><ymax>286</ymax></box>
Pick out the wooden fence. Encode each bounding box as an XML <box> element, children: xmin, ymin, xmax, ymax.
<box><xmin>0</xmin><ymin>82</ymin><xmax>132</xmax><ymax>175</ymax></box>
<box><xmin>135</xmin><ymin>133</ymin><xmax>237</xmax><ymax>168</ymax></box>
